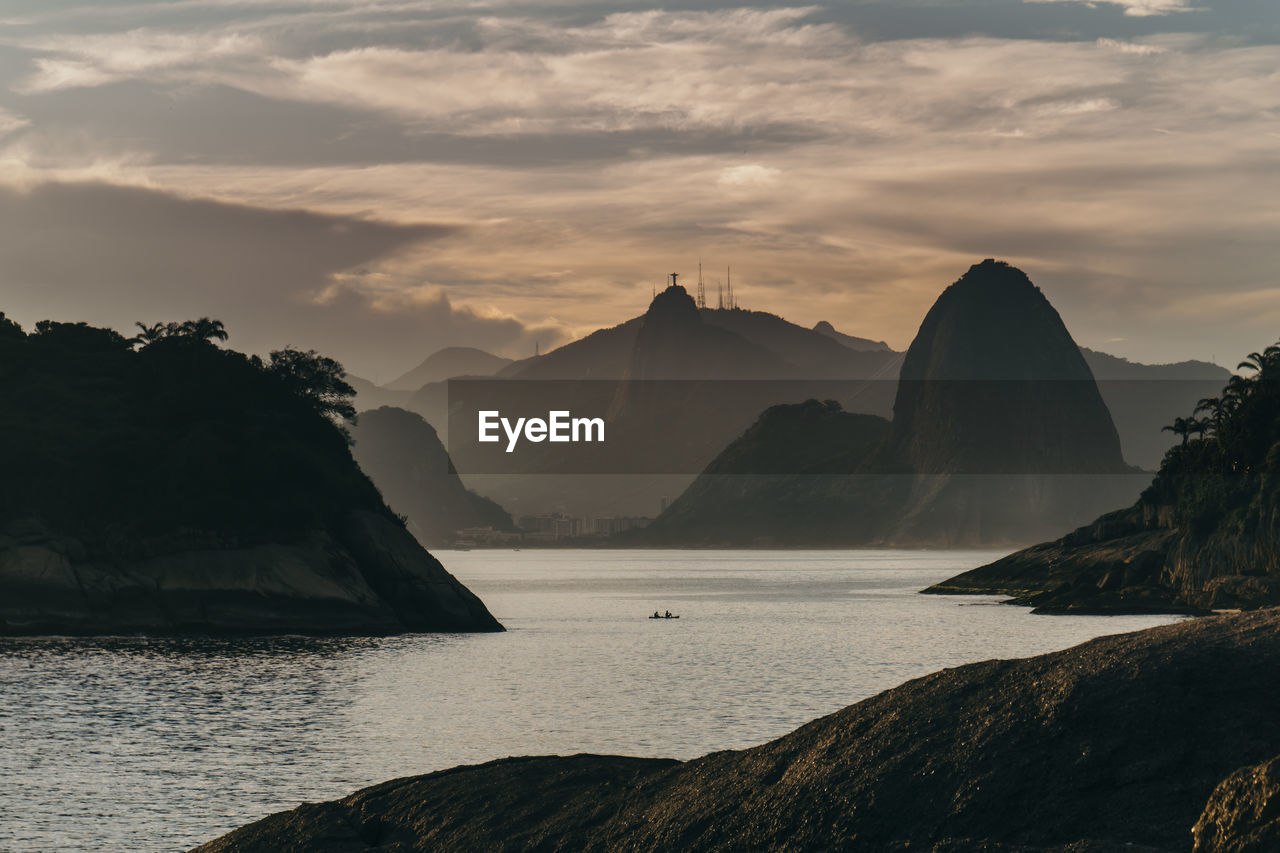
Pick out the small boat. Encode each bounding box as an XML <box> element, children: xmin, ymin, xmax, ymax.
<box><xmin>648</xmin><ymin>613</ymin><xmax>680</xmax><ymax>619</ymax></box>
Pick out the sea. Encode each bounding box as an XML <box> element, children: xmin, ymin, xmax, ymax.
<box><xmin>0</xmin><ymin>549</ymin><xmax>1182</xmax><ymax>852</ymax></box>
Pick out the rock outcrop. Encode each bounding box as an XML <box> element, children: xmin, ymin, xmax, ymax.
<box><xmin>195</xmin><ymin>608</ymin><xmax>1280</xmax><ymax>852</ymax></box>
<box><xmin>886</xmin><ymin>259</ymin><xmax>1140</xmax><ymax>543</ymax></box>
<box><xmin>0</xmin><ymin>510</ymin><xmax>503</xmax><ymax>635</ymax></box>
<box><xmin>894</xmin><ymin>261</ymin><xmax>1125</xmax><ymax>474</ymax></box>
<box><xmin>924</xmin><ymin>506</ymin><xmax>1194</xmax><ymax>613</ymax></box>
<box><xmin>927</xmin><ymin>500</ymin><xmax>1280</xmax><ymax>615</ymax></box>
<box><xmin>1194</xmin><ymin>754</ymin><xmax>1280</xmax><ymax>852</ymax></box>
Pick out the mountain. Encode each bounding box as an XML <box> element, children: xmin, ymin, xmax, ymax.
<box><xmin>196</xmin><ymin>609</ymin><xmax>1280</xmax><ymax>852</ymax></box>
<box><xmin>351</xmin><ymin>406</ymin><xmax>516</xmax><ymax>547</ymax></box>
<box><xmin>448</xmin><ymin>289</ymin><xmax>902</xmax><ymax>519</ymax></box>
<box><xmin>385</xmin><ymin>346</ymin><xmax>512</xmax><ymax>391</ymax></box>
<box><xmin>641</xmin><ymin>399</ymin><xmax>902</xmax><ymax>546</ymax></box>
<box><xmin>812</xmin><ymin>319</ymin><xmax>891</xmax><ymax>352</ymax></box>
<box><xmin>892</xmin><ymin>259</ymin><xmax>1127</xmax><ymax>475</ymax></box>
<box><xmin>698</xmin><ymin>309</ymin><xmax>895</xmax><ymax>376</ymax></box>
<box><xmin>883</xmin><ymin>259</ymin><xmax>1141</xmax><ymax>543</ymax></box>
<box><xmin>497</xmin><ymin>318</ymin><xmax>643</xmax><ymax>380</ymax></box>
<box><xmin>621</xmin><ymin>286</ymin><xmax>787</xmax><ymax>380</ymax></box>
<box><xmin>0</xmin><ymin>314</ymin><xmax>501</xmax><ymax>635</ymax></box>
<box><xmin>643</xmin><ymin>261</ymin><xmax>1145</xmax><ymax>547</ymax></box>
<box><xmin>497</xmin><ymin>296</ymin><xmax>898</xmax><ymax>382</ymax></box>
<box><xmin>347</xmin><ymin>373</ymin><xmax>414</xmax><ymax>412</ymax></box>
<box><xmin>928</xmin><ymin>338</ymin><xmax>1280</xmax><ymax>613</ymax></box>
<box><xmin>1081</xmin><ymin>347</ymin><xmax>1227</xmax><ymax>381</ymax></box>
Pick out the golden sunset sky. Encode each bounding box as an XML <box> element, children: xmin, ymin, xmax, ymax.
<box><xmin>1</xmin><ymin>0</ymin><xmax>1277</xmax><ymax>377</ymax></box>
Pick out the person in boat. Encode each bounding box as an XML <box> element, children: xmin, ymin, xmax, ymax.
<box><xmin>654</xmin><ymin>611</ymin><xmax>660</xmax><ymax>618</ymax></box>
<box><xmin>664</xmin><ymin>610</ymin><xmax>672</xmax><ymax>618</ymax></box>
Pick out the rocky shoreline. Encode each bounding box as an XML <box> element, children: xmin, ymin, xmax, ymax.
<box><xmin>194</xmin><ymin>608</ymin><xmax>1280</xmax><ymax>851</ymax></box>
<box><xmin>925</xmin><ymin>503</ymin><xmax>1280</xmax><ymax>615</ymax></box>
<box><xmin>0</xmin><ymin>510</ymin><xmax>502</xmax><ymax>635</ymax></box>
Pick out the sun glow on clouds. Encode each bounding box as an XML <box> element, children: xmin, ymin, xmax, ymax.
<box><xmin>718</xmin><ymin>165</ymin><xmax>781</xmax><ymax>188</ymax></box>
<box><xmin>0</xmin><ymin>2</ymin><xmax>1276</xmax><ymax>371</ymax></box>
<box><xmin>1023</xmin><ymin>0</ymin><xmax>1199</xmax><ymax>17</ymax></box>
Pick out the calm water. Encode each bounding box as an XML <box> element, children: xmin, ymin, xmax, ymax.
<box><xmin>0</xmin><ymin>549</ymin><xmax>1181</xmax><ymax>852</ymax></box>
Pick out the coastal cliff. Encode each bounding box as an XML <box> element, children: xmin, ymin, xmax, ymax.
<box><xmin>0</xmin><ymin>510</ymin><xmax>501</xmax><ymax>635</ymax></box>
<box><xmin>0</xmin><ymin>313</ymin><xmax>502</xmax><ymax>635</ymax></box>
<box><xmin>195</xmin><ymin>608</ymin><xmax>1280</xmax><ymax>851</ymax></box>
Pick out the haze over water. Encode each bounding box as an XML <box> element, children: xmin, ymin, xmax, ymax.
<box><xmin>0</xmin><ymin>550</ymin><xmax>1181</xmax><ymax>852</ymax></box>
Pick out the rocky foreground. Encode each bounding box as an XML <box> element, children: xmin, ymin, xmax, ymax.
<box><xmin>0</xmin><ymin>510</ymin><xmax>502</xmax><ymax>635</ymax></box>
<box><xmin>196</xmin><ymin>609</ymin><xmax>1280</xmax><ymax>851</ymax></box>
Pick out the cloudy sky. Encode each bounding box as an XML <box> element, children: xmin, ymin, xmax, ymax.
<box><xmin>0</xmin><ymin>0</ymin><xmax>1276</xmax><ymax>378</ymax></box>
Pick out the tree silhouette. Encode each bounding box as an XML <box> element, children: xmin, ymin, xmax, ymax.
<box><xmin>1143</xmin><ymin>335</ymin><xmax>1280</xmax><ymax>533</ymax></box>
<box><xmin>0</xmin><ymin>315</ymin><xmax>390</xmax><ymax>540</ymax></box>
<box><xmin>1162</xmin><ymin>416</ymin><xmax>1193</xmax><ymax>447</ymax></box>
<box><xmin>131</xmin><ymin>322</ymin><xmax>168</xmax><ymax>347</ymax></box>
<box><xmin>168</xmin><ymin>317</ymin><xmax>229</xmax><ymax>344</ymax></box>
<box><xmin>0</xmin><ymin>311</ymin><xmax>22</xmax><ymax>340</ymax></box>
<box><xmin>1194</xmin><ymin>397</ymin><xmax>1225</xmax><ymax>434</ymax></box>
<box><xmin>1236</xmin><ymin>345</ymin><xmax>1280</xmax><ymax>377</ymax></box>
<box><xmin>268</xmin><ymin>348</ymin><xmax>357</xmax><ymax>423</ymax></box>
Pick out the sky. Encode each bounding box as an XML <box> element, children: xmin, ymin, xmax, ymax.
<box><xmin>0</xmin><ymin>0</ymin><xmax>1277</xmax><ymax>379</ymax></box>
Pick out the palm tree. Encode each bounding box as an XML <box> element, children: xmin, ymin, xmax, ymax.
<box><xmin>1223</xmin><ymin>374</ymin><xmax>1254</xmax><ymax>410</ymax></box>
<box><xmin>1194</xmin><ymin>397</ymin><xmax>1225</xmax><ymax>434</ymax></box>
<box><xmin>1162</xmin><ymin>416</ymin><xmax>1193</xmax><ymax>447</ymax></box>
<box><xmin>1237</xmin><ymin>345</ymin><xmax>1280</xmax><ymax>377</ymax></box>
<box><xmin>1189</xmin><ymin>416</ymin><xmax>1211</xmax><ymax>441</ymax></box>
<box><xmin>1238</xmin><ymin>352</ymin><xmax>1265</xmax><ymax>373</ymax></box>
<box><xmin>131</xmin><ymin>322</ymin><xmax>167</xmax><ymax>347</ymax></box>
<box><xmin>172</xmin><ymin>318</ymin><xmax>229</xmax><ymax>344</ymax></box>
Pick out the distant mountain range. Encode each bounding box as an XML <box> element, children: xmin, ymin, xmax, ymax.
<box><xmin>812</xmin><ymin>320</ymin><xmax>890</xmax><ymax>352</ymax></box>
<box><xmin>385</xmin><ymin>346</ymin><xmax>513</xmax><ymax>391</ymax></box>
<box><xmin>349</xmin><ymin>267</ymin><xmax>1225</xmax><ymax>523</ymax></box>
<box><xmin>492</xmin><ymin>302</ymin><xmax>897</xmax><ymax>382</ymax></box>
<box><xmin>643</xmin><ymin>261</ymin><xmax>1154</xmax><ymax>547</ymax></box>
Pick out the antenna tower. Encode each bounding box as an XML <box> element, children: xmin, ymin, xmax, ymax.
<box><xmin>697</xmin><ymin>262</ymin><xmax>706</xmax><ymax>308</ymax></box>
<box><xmin>727</xmin><ymin>266</ymin><xmax>734</xmax><ymax>310</ymax></box>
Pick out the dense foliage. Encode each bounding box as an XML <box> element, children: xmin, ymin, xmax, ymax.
<box><xmin>0</xmin><ymin>312</ymin><xmax>391</xmax><ymax>544</ymax></box>
<box><xmin>1144</xmin><ymin>343</ymin><xmax>1280</xmax><ymax>537</ymax></box>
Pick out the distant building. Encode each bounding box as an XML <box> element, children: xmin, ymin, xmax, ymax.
<box><xmin>593</xmin><ymin>516</ymin><xmax>653</xmax><ymax>536</ymax></box>
<box><xmin>517</xmin><ymin>513</ymin><xmax>586</xmax><ymax>540</ymax></box>
<box><xmin>453</xmin><ymin>526</ymin><xmax>520</xmax><ymax>547</ymax></box>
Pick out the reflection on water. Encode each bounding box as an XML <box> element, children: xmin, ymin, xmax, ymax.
<box><xmin>0</xmin><ymin>549</ymin><xmax>1181</xmax><ymax>852</ymax></box>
